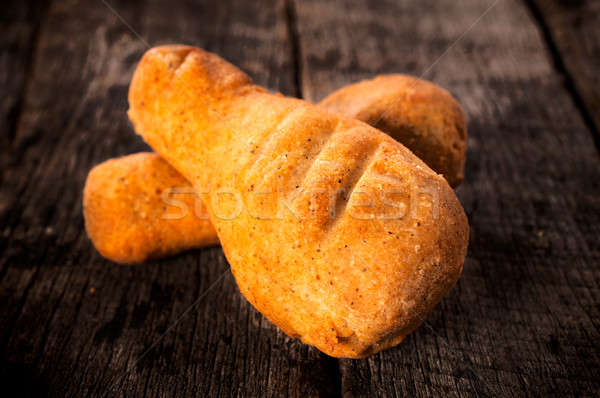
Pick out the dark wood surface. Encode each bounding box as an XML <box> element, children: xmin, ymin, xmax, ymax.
<box><xmin>527</xmin><ymin>0</ymin><xmax>600</xmax><ymax>146</ymax></box>
<box><xmin>1</xmin><ymin>0</ymin><xmax>598</xmax><ymax>396</ymax></box>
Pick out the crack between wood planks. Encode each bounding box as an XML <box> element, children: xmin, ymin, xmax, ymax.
<box><xmin>522</xmin><ymin>0</ymin><xmax>600</xmax><ymax>156</ymax></box>
<box><xmin>320</xmin><ymin>352</ymin><xmax>342</xmax><ymax>397</ymax></box>
<box><xmin>284</xmin><ymin>0</ymin><xmax>304</xmax><ymax>99</ymax></box>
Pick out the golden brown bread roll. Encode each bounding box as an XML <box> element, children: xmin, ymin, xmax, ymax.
<box><xmin>85</xmin><ymin>75</ymin><xmax>467</xmax><ymax>264</ymax></box>
<box><xmin>320</xmin><ymin>74</ymin><xmax>467</xmax><ymax>187</ymax></box>
<box><xmin>83</xmin><ymin>153</ymin><xmax>218</xmax><ymax>263</ymax></box>
<box><xmin>127</xmin><ymin>45</ymin><xmax>469</xmax><ymax>357</ymax></box>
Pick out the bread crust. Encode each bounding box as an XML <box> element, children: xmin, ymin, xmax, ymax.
<box><xmin>319</xmin><ymin>75</ymin><xmax>467</xmax><ymax>187</ymax></box>
<box><xmin>127</xmin><ymin>46</ymin><xmax>469</xmax><ymax>357</ymax></box>
<box><xmin>83</xmin><ymin>152</ymin><xmax>218</xmax><ymax>264</ymax></box>
<box><xmin>86</xmin><ymin>76</ymin><xmax>466</xmax><ymax>263</ymax></box>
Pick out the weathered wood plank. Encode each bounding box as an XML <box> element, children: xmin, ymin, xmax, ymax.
<box><xmin>293</xmin><ymin>0</ymin><xmax>600</xmax><ymax>396</ymax></box>
<box><xmin>0</xmin><ymin>0</ymin><xmax>339</xmax><ymax>396</ymax></box>
<box><xmin>526</xmin><ymin>0</ymin><xmax>600</xmax><ymax>147</ymax></box>
<box><xmin>0</xmin><ymin>0</ymin><xmax>49</xmax><ymax>156</ymax></box>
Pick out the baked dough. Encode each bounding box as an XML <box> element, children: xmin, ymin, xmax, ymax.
<box><xmin>126</xmin><ymin>45</ymin><xmax>469</xmax><ymax>357</ymax></box>
<box><xmin>85</xmin><ymin>76</ymin><xmax>466</xmax><ymax>263</ymax></box>
<box><xmin>320</xmin><ymin>74</ymin><xmax>466</xmax><ymax>187</ymax></box>
<box><xmin>83</xmin><ymin>153</ymin><xmax>218</xmax><ymax>264</ymax></box>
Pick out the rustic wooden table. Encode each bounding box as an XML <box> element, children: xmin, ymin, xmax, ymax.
<box><xmin>1</xmin><ymin>0</ymin><xmax>599</xmax><ymax>396</ymax></box>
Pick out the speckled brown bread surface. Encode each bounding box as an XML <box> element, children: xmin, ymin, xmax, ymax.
<box><xmin>319</xmin><ymin>74</ymin><xmax>467</xmax><ymax>187</ymax></box>
<box><xmin>127</xmin><ymin>45</ymin><xmax>469</xmax><ymax>357</ymax></box>
<box><xmin>86</xmin><ymin>75</ymin><xmax>467</xmax><ymax>264</ymax></box>
<box><xmin>83</xmin><ymin>153</ymin><xmax>218</xmax><ymax>264</ymax></box>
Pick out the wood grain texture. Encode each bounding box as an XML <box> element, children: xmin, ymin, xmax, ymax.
<box><xmin>292</xmin><ymin>0</ymin><xmax>600</xmax><ymax>396</ymax></box>
<box><xmin>0</xmin><ymin>0</ymin><xmax>337</xmax><ymax>396</ymax></box>
<box><xmin>0</xmin><ymin>0</ymin><xmax>49</xmax><ymax>173</ymax></box>
<box><xmin>526</xmin><ymin>0</ymin><xmax>600</xmax><ymax>147</ymax></box>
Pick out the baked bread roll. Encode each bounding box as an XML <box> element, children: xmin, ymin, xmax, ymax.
<box><xmin>127</xmin><ymin>45</ymin><xmax>469</xmax><ymax>357</ymax></box>
<box><xmin>320</xmin><ymin>75</ymin><xmax>467</xmax><ymax>187</ymax></box>
<box><xmin>85</xmin><ymin>76</ymin><xmax>466</xmax><ymax>264</ymax></box>
<box><xmin>83</xmin><ymin>153</ymin><xmax>218</xmax><ymax>264</ymax></box>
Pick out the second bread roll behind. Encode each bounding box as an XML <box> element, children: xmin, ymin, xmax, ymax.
<box><xmin>320</xmin><ymin>75</ymin><xmax>467</xmax><ymax>187</ymax></box>
<box><xmin>128</xmin><ymin>45</ymin><xmax>469</xmax><ymax>357</ymax></box>
<box><xmin>83</xmin><ymin>153</ymin><xmax>218</xmax><ymax>264</ymax></box>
